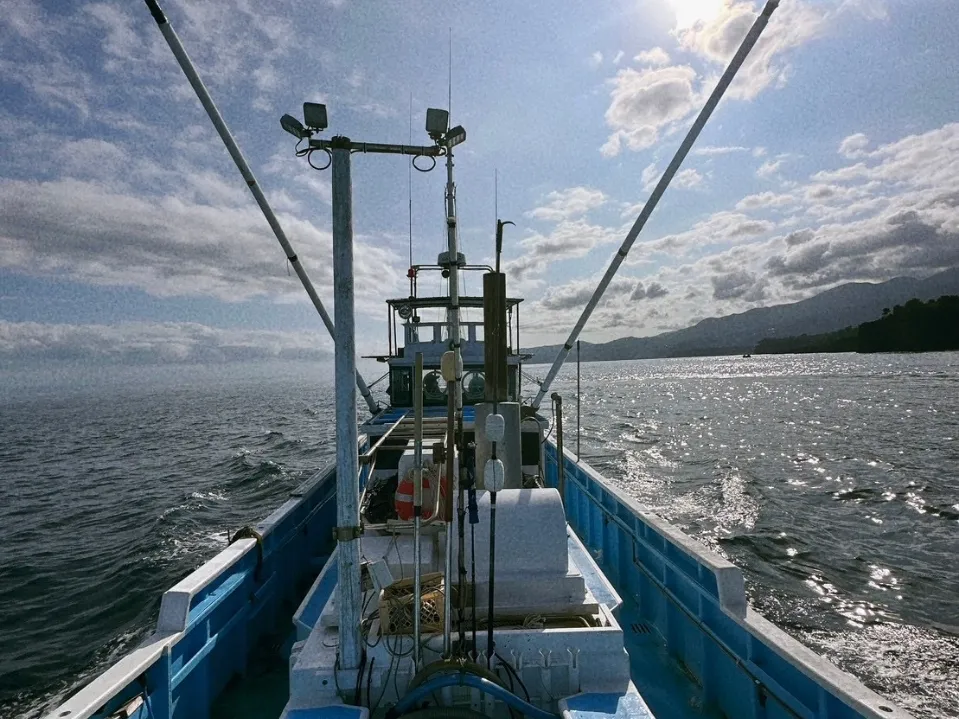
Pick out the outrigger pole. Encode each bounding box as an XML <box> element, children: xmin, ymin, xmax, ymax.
<box><xmin>531</xmin><ymin>0</ymin><xmax>780</xmax><ymax>411</ymax></box>
<box><xmin>142</xmin><ymin>0</ymin><xmax>379</xmax><ymax>415</ymax></box>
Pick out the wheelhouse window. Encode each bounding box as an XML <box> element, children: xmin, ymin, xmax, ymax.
<box><xmin>390</xmin><ymin>367</ymin><xmax>413</xmax><ymax>407</ymax></box>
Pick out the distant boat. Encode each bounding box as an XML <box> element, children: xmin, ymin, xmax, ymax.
<box><xmin>743</xmin><ymin>353</ymin><xmax>752</xmax><ymax>358</ymax></box>
<box><xmin>45</xmin><ymin>1</ymin><xmax>912</xmax><ymax>718</ymax></box>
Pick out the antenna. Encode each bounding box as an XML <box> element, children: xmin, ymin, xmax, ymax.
<box><xmin>494</xmin><ymin>168</ymin><xmax>498</xmax><ymax>223</ymax></box>
<box><xmin>408</xmin><ymin>92</ymin><xmax>413</xmax><ymax>270</ymax></box>
<box><xmin>448</xmin><ymin>28</ymin><xmax>452</xmax><ymax>119</ymax></box>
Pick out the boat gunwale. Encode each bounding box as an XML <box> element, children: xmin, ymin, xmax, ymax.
<box><xmin>544</xmin><ymin>439</ymin><xmax>912</xmax><ymax>719</ymax></box>
<box><xmin>42</xmin><ymin>452</ymin><xmax>355</xmax><ymax>719</ymax></box>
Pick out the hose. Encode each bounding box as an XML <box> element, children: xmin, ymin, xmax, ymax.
<box><xmin>401</xmin><ymin>710</ymin><xmax>489</xmax><ymax>719</ymax></box>
<box><xmin>385</xmin><ymin>673</ymin><xmax>558</xmax><ymax>719</ymax></box>
<box><xmin>408</xmin><ymin>658</ymin><xmax>506</xmax><ymax>692</ymax></box>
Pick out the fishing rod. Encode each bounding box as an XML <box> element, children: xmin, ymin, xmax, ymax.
<box><xmin>142</xmin><ymin>0</ymin><xmax>378</xmax><ymax>415</ymax></box>
<box><xmin>531</xmin><ymin>0</ymin><xmax>781</xmax><ymax>411</ymax></box>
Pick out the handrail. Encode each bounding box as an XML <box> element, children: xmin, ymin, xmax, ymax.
<box><xmin>360</xmin><ymin>410</ymin><xmax>410</xmax><ymax>464</ymax></box>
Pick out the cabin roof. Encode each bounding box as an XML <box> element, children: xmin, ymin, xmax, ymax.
<box><xmin>387</xmin><ymin>295</ymin><xmax>523</xmax><ymax>310</ymax></box>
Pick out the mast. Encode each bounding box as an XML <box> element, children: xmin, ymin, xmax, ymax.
<box><xmin>445</xmin><ymin>147</ymin><xmax>464</xmax><ymax>413</ymax></box>
<box><xmin>142</xmin><ymin>0</ymin><xmax>379</xmax><ymax>414</ymax></box>
<box><xmin>330</xmin><ymin>138</ymin><xmax>362</xmax><ymax>670</ymax></box>
<box><xmin>531</xmin><ymin>0</ymin><xmax>781</xmax><ymax>410</ymax></box>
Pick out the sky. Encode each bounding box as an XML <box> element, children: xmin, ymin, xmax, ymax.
<box><xmin>1</xmin><ymin>0</ymin><xmax>958</xmax><ymax>366</ymax></box>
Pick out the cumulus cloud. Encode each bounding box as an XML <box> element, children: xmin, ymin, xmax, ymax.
<box><xmin>527</xmin><ymin>187</ymin><xmax>607</xmax><ymax>222</ymax></box>
<box><xmin>629</xmin><ymin>211</ymin><xmax>773</xmax><ymax>261</ymax></box>
<box><xmin>0</xmin><ymin>320</ymin><xmax>332</xmax><ymax>364</ymax></box>
<box><xmin>601</xmin><ymin>65</ymin><xmax>699</xmax><ymax>156</ymax></box>
<box><xmin>674</xmin><ymin>168</ymin><xmax>704</xmax><ymax>189</ymax></box>
<box><xmin>676</xmin><ymin>0</ymin><xmax>824</xmax><ymax>99</ymax></box>
<box><xmin>634</xmin><ymin>47</ymin><xmax>671</xmax><ymax>66</ymax></box>
<box><xmin>711</xmin><ymin>269</ymin><xmax>767</xmax><ymax>301</ymax></box>
<box><xmin>735</xmin><ymin>191</ymin><xmax>796</xmax><ymax>211</ymax></box>
<box><xmin>632</xmin><ymin>281</ymin><xmax>669</xmax><ymax>300</ymax></box>
<box><xmin>539</xmin><ymin>277</ymin><xmax>634</xmax><ymax>311</ymax></box>
<box><xmin>839</xmin><ymin>132</ymin><xmax>870</xmax><ymax>159</ymax></box>
<box><xmin>756</xmin><ymin>159</ymin><xmax>783</xmax><ymax>178</ymax></box>
<box><xmin>504</xmin><ymin>219</ymin><xmax>620</xmax><ymax>283</ymax></box>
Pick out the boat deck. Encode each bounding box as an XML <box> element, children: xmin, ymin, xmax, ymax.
<box><xmin>209</xmin><ymin>523</ymin><xmax>715</xmax><ymax>719</ymax></box>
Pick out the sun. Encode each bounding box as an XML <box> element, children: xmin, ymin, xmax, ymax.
<box><xmin>669</xmin><ymin>0</ymin><xmax>726</xmax><ymax>29</ymax></box>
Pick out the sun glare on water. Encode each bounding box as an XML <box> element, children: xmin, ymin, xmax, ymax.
<box><xmin>669</xmin><ymin>0</ymin><xmax>725</xmax><ymax>29</ymax></box>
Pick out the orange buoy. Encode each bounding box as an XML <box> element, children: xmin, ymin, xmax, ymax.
<box><xmin>395</xmin><ymin>465</ymin><xmax>444</xmax><ymax>520</ymax></box>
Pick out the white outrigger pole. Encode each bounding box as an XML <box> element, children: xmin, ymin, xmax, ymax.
<box><xmin>532</xmin><ymin>0</ymin><xmax>780</xmax><ymax>411</ymax></box>
<box><xmin>143</xmin><ymin>0</ymin><xmax>378</xmax><ymax>415</ymax></box>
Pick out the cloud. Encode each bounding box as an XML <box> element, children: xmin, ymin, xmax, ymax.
<box><xmin>693</xmin><ymin>145</ymin><xmax>750</xmax><ymax>156</ymax></box>
<box><xmin>629</xmin><ymin>210</ymin><xmax>773</xmax><ymax>261</ymax></box>
<box><xmin>0</xmin><ymin>177</ymin><xmax>402</xmax><ymax>313</ymax></box>
<box><xmin>674</xmin><ymin>168</ymin><xmax>704</xmax><ymax>189</ymax></box>
<box><xmin>756</xmin><ymin>159</ymin><xmax>783</xmax><ymax>178</ymax></box>
<box><xmin>539</xmin><ymin>277</ymin><xmax>634</xmax><ymax>311</ymax></box>
<box><xmin>613</xmin><ymin>50</ymin><xmax>625</xmax><ymax>65</ymax></box>
<box><xmin>676</xmin><ymin>0</ymin><xmax>825</xmax><ymax>99</ymax></box>
<box><xmin>646</xmin><ymin>282</ymin><xmax>669</xmax><ymax>299</ymax></box>
<box><xmin>504</xmin><ymin>220</ymin><xmax>620</xmax><ymax>282</ymax></box>
<box><xmin>632</xmin><ymin>281</ymin><xmax>669</xmax><ymax>300</ymax></box>
<box><xmin>633</xmin><ymin>47</ymin><xmax>671</xmax><ymax>66</ymax></box>
<box><xmin>636</xmin><ymin>163</ymin><xmax>701</xmax><ymax>195</ymax></box>
<box><xmin>838</xmin><ymin>132</ymin><xmax>870</xmax><ymax>159</ymax></box>
<box><xmin>527</xmin><ymin>187</ymin><xmax>607</xmax><ymax>222</ymax></box>
<box><xmin>589</xmin><ymin>51</ymin><xmax>604</xmax><ymax>68</ymax></box>
<box><xmin>641</xmin><ymin>163</ymin><xmax>660</xmax><ymax>192</ymax></box>
<box><xmin>735</xmin><ymin>191</ymin><xmax>796</xmax><ymax>211</ymax></box>
<box><xmin>711</xmin><ymin>269</ymin><xmax>767</xmax><ymax>301</ymax></box>
<box><xmin>0</xmin><ymin>320</ymin><xmax>332</xmax><ymax>364</ymax></box>
<box><xmin>601</xmin><ymin>65</ymin><xmax>699</xmax><ymax>156</ymax></box>
<box><xmin>758</xmin><ymin>123</ymin><xmax>959</xmax><ymax>289</ymax></box>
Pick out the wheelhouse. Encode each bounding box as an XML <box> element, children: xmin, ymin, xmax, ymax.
<box><xmin>371</xmin><ymin>294</ymin><xmax>527</xmax><ymax>408</ymax></box>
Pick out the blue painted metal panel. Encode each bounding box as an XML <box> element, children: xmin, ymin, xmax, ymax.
<box><xmin>544</xmin><ymin>440</ymin><xmax>904</xmax><ymax>719</ymax></box>
<box><xmin>561</xmin><ymin>691</ymin><xmax>655</xmax><ymax>718</ymax></box>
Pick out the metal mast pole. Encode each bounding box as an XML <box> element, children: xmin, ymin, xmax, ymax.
<box><xmin>531</xmin><ymin>0</ymin><xmax>780</xmax><ymax>411</ymax></box>
<box><xmin>412</xmin><ymin>352</ymin><xmax>425</xmax><ymax>667</ymax></box>
<box><xmin>445</xmin><ymin>148</ymin><xmax>464</xmax><ymax>413</ymax></box>
<box><xmin>443</xmin><ymin>144</ymin><xmax>461</xmax><ymax>659</ymax></box>
<box><xmin>142</xmin><ymin>0</ymin><xmax>378</xmax><ymax>414</ymax></box>
<box><xmin>330</xmin><ymin>138</ymin><xmax>362</xmax><ymax>672</ymax></box>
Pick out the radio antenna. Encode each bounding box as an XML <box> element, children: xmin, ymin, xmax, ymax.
<box><xmin>408</xmin><ymin>91</ymin><xmax>413</xmax><ymax>270</ymax></box>
<box><xmin>448</xmin><ymin>28</ymin><xmax>453</xmax><ymax>119</ymax></box>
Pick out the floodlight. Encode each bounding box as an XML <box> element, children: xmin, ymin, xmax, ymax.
<box><xmin>445</xmin><ymin>125</ymin><xmax>466</xmax><ymax>148</ymax></box>
<box><xmin>280</xmin><ymin>113</ymin><xmax>308</xmax><ymax>139</ymax></box>
<box><xmin>303</xmin><ymin>102</ymin><xmax>328</xmax><ymax>131</ymax></box>
<box><xmin>425</xmin><ymin>108</ymin><xmax>449</xmax><ymax>140</ymax></box>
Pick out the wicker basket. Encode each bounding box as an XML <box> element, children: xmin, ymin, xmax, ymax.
<box><xmin>379</xmin><ymin>572</ymin><xmax>445</xmax><ymax>635</ymax></box>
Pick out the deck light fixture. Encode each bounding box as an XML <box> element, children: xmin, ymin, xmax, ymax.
<box><xmin>445</xmin><ymin>125</ymin><xmax>466</xmax><ymax>148</ymax></box>
<box><xmin>280</xmin><ymin>113</ymin><xmax>308</xmax><ymax>139</ymax></box>
<box><xmin>426</xmin><ymin>108</ymin><xmax>449</xmax><ymax>141</ymax></box>
<box><xmin>303</xmin><ymin>102</ymin><xmax>328</xmax><ymax>132</ymax></box>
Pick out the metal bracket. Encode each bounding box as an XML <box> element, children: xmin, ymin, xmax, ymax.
<box><xmin>333</xmin><ymin>525</ymin><xmax>363</xmax><ymax>542</ymax></box>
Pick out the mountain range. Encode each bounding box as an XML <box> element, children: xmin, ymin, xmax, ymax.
<box><xmin>524</xmin><ymin>267</ymin><xmax>959</xmax><ymax>363</ymax></box>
